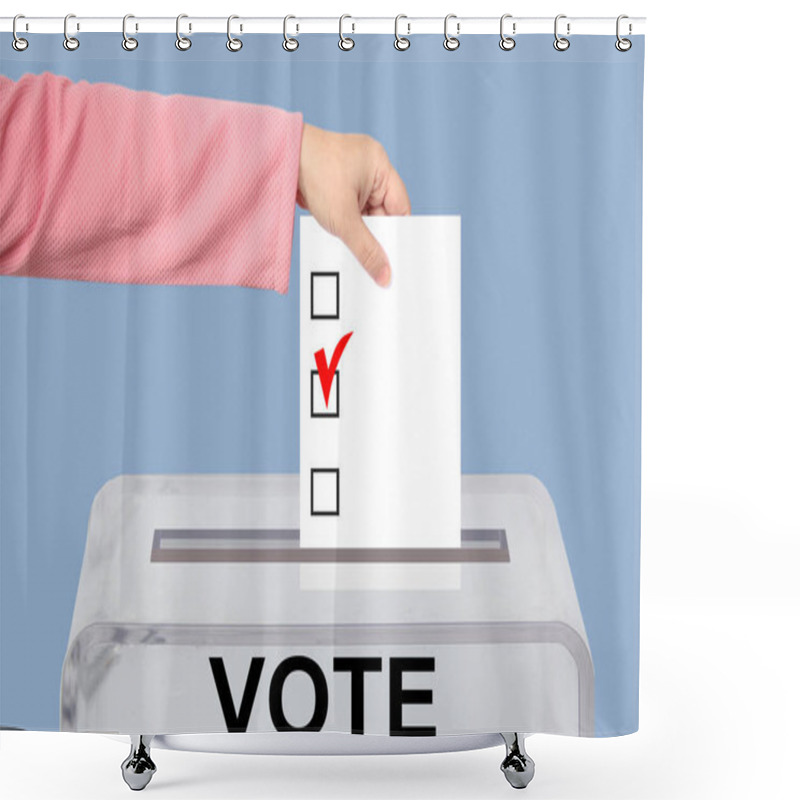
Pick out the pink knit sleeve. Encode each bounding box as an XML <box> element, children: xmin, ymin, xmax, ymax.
<box><xmin>0</xmin><ymin>71</ymin><xmax>303</xmax><ymax>293</ymax></box>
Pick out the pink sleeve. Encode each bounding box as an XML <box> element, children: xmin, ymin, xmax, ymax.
<box><xmin>0</xmin><ymin>71</ymin><xmax>303</xmax><ymax>293</ymax></box>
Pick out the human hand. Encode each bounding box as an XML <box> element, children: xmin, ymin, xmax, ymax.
<box><xmin>296</xmin><ymin>123</ymin><xmax>411</xmax><ymax>287</ymax></box>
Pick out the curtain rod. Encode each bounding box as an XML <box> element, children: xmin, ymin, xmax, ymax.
<box><xmin>0</xmin><ymin>16</ymin><xmax>646</xmax><ymax>37</ymax></box>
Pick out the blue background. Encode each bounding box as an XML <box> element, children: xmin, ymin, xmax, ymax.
<box><xmin>0</xmin><ymin>33</ymin><xmax>643</xmax><ymax>735</ymax></box>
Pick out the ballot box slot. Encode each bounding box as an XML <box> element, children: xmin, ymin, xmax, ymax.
<box><xmin>150</xmin><ymin>528</ymin><xmax>509</xmax><ymax>563</ymax></box>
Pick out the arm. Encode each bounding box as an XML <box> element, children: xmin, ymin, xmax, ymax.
<box><xmin>0</xmin><ymin>71</ymin><xmax>303</xmax><ymax>292</ymax></box>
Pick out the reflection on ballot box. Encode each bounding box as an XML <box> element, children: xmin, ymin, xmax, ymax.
<box><xmin>61</xmin><ymin>474</ymin><xmax>593</xmax><ymax>739</ymax></box>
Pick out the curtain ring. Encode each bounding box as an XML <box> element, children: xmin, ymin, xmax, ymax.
<box><xmin>553</xmin><ymin>14</ymin><xmax>570</xmax><ymax>51</ymax></box>
<box><xmin>283</xmin><ymin>15</ymin><xmax>299</xmax><ymax>51</ymax></box>
<box><xmin>175</xmin><ymin>13</ymin><xmax>191</xmax><ymax>50</ymax></box>
<box><xmin>63</xmin><ymin>13</ymin><xmax>80</xmax><ymax>51</ymax></box>
<box><xmin>122</xmin><ymin>14</ymin><xmax>138</xmax><ymax>51</ymax></box>
<box><xmin>226</xmin><ymin>14</ymin><xmax>243</xmax><ymax>51</ymax></box>
<box><xmin>499</xmin><ymin>14</ymin><xmax>515</xmax><ymax>51</ymax></box>
<box><xmin>12</xmin><ymin>14</ymin><xmax>29</xmax><ymax>51</ymax></box>
<box><xmin>339</xmin><ymin>14</ymin><xmax>354</xmax><ymax>50</ymax></box>
<box><xmin>443</xmin><ymin>14</ymin><xmax>460</xmax><ymax>51</ymax></box>
<box><xmin>394</xmin><ymin>14</ymin><xmax>410</xmax><ymax>51</ymax></box>
<box><xmin>615</xmin><ymin>14</ymin><xmax>632</xmax><ymax>51</ymax></box>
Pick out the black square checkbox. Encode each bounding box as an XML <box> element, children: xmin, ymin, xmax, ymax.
<box><xmin>311</xmin><ymin>370</ymin><xmax>340</xmax><ymax>417</ymax></box>
<box><xmin>310</xmin><ymin>272</ymin><xmax>340</xmax><ymax>320</ymax></box>
<box><xmin>310</xmin><ymin>468</ymin><xmax>339</xmax><ymax>516</ymax></box>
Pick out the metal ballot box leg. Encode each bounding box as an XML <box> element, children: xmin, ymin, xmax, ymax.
<box><xmin>500</xmin><ymin>732</ymin><xmax>535</xmax><ymax>789</ymax></box>
<box><xmin>121</xmin><ymin>735</ymin><xmax>156</xmax><ymax>791</ymax></box>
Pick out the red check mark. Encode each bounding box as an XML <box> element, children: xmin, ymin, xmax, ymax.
<box><xmin>314</xmin><ymin>332</ymin><xmax>353</xmax><ymax>407</ymax></box>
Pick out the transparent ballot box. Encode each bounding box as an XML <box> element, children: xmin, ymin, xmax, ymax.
<box><xmin>61</xmin><ymin>474</ymin><xmax>593</xmax><ymax>745</ymax></box>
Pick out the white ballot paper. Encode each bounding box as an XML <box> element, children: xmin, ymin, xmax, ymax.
<box><xmin>300</xmin><ymin>216</ymin><xmax>461</xmax><ymax>591</ymax></box>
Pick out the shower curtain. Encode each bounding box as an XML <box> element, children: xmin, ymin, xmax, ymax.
<box><xmin>0</xmin><ymin>23</ymin><xmax>644</xmax><ymax>742</ymax></box>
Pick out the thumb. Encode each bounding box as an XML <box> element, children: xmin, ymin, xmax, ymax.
<box><xmin>338</xmin><ymin>211</ymin><xmax>391</xmax><ymax>287</ymax></box>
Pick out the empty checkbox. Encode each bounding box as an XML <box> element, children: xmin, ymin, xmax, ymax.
<box><xmin>311</xmin><ymin>272</ymin><xmax>340</xmax><ymax>320</ymax></box>
<box><xmin>311</xmin><ymin>370</ymin><xmax>340</xmax><ymax>417</ymax></box>
<box><xmin>311</xmin><ymin>468</ymin><xmax>340</xmax><ymax>516</ymax></box>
